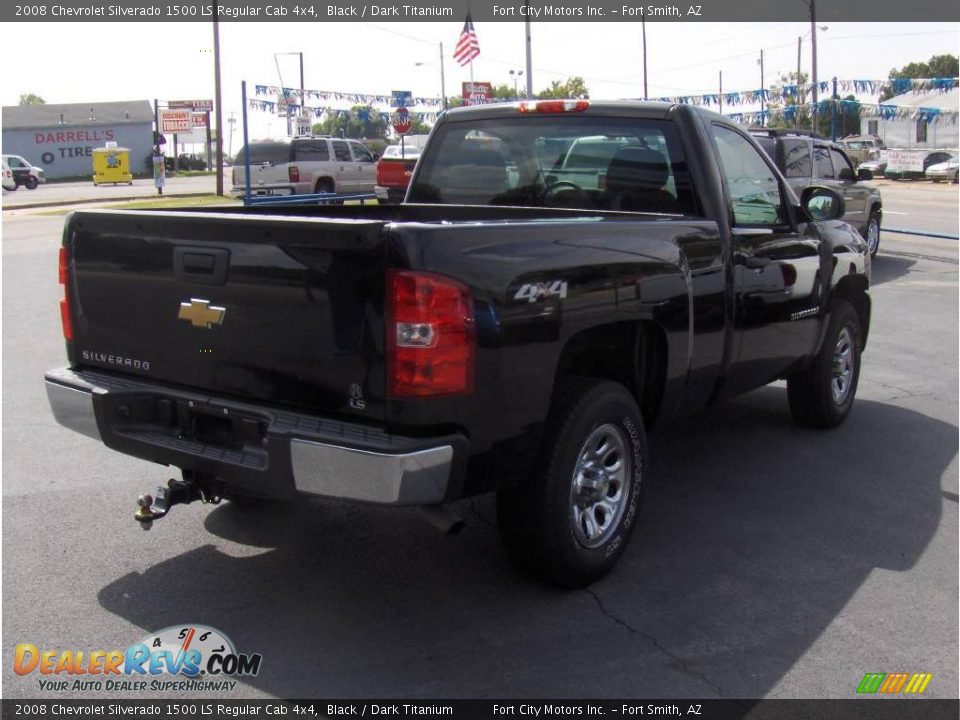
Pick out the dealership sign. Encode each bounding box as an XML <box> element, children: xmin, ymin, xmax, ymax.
<box><xmin>168</xmin><ymin>99</ymin><xmax>214</xmax><ymax>112</ymax></box>
<box><xmin>462</xmin><ymin>82</ymin><xmax>493</xmax><ymax>106</ymax></box>
<box><xmin>160</xmin><ymin>110</ymin><xmax>192</xmax><ymax>133</ymax></box>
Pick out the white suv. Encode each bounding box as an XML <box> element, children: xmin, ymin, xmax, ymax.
<box><xmin>231</xmin><ymin>137</ymin><xmax>377</xmax><ymax>196</ymax></box>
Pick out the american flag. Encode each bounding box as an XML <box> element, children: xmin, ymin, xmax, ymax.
<box><xmin>453</xmin><ymin>13</ymin><xmax>480</xmax><ymax>66</ymax></box>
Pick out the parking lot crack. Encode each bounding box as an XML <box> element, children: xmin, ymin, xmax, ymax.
<box><xmin>583</xmin><ymin>588</ymin><xmax>723</xmax><ymax>696</ymax></box>
<box><xmin>879</xmin><ymin>383</ymin><xmax>937</xmax><ymax>401</ymax></box>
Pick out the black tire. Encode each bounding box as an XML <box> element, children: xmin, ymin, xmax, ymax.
<box><xmin>314</xmin><ymin>179</ymin><xmax>334</xmax><ymax>195</ymax></box>
<box><xmin>25</xmin><ymin>176</ymin><xmax>38</xmax><ymax>190</ymax></box>
<box><xmin>864</xmin><ymin>210</ymin><xmax>881</xmax><ymax>258</ymax></box>
<box><xmin>496</xmin><ymin>378</ymin><xmax>647</xmax><ymax>587</ymax></box>
<box><xmin>787</xmin><ymin>300</ymin><xmax>862</xmax><ymax>429</ymax></box>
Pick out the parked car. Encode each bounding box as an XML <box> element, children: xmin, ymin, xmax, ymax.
<box><xmin>232</xmin><ymin>136</ymin><xmax>376</xmax><ymax>196</ymax></box>
<box><xmin>47</xmin><ymin>101</ymin><xmax>871</xmax><ymax>587</ymax></box>
<box><xmin>2</xmin><ymin>159</ymin><xmax>16</xmax><ymax>191</ymax></box>
<box><xmin>375</xmin><ymin>144</ymin><xmax>422</xmax><ymax>203</ymax></box>
<box><xmin>858</xmin><ymin>156</ymin><xmax>887</xmax><ymax>177</ymax></box>
<box><xmin>839</xmin><ymin>135</ymin><xmax>886</xmax><ymax>166</ymax></box>
<box><xmin>2</xmin><ymin>154</ymin><xmax>45</xmax><ymax>189</ymax></box>
<box><xmin>752</xmin><ymin>129</ymin><xmax>883</xmax><ymax>257</ymax></box>
<box><xmin>164</xmin><ymin>153</ymin><xmax>208</xmax><ymax>172</ymax></box>
<box><xmin>924</xmin><ymin>154</ymin><xmax>959</xmax><ymax>183</ymax></box>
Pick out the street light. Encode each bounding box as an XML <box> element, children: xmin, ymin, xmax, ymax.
<box><xmin>275</xmin><ymin>51</ymin><xmax>305</xmax><ymax>136</ymax></box>
<box><xmin>510</xmin><ymin>69</ymin><xmax>524</xmax><ymax>98</ymax></box>
<box><xmin>414</xmin><ymin>42</ymin><xmax>448</xmax><ymax>110</ymax></box>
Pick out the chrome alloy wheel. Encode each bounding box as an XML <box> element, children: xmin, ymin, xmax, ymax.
<box><xmin>831</xmin><ymin>326</ymin><xmax>855</xmax><ymax>405</ymax></box>
<box><xmin>866</xmin><ymin>217</ymin><xmax>880</xmax><ymax>255</ymax></box>
<box><xmin>570</xmin><ymin>423</ymin><xmax>633</xmax><ymax>549</ymax></box>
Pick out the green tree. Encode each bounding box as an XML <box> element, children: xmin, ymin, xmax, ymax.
<box><xmin>881</xmin><ymin>54</ymin><xmax>959</xmax><ymax>100</ymax></box>
<box><xmin>312</xmin><ymin>105</ymin><xmax>389</xmax><ymax>140</ymax></box>
<box><xmin>19</xmin><ymin>93</ymin><xmax>46</xmax><ymax>106</ymax></box>
<box><xmin>407</xmin><ymin>117</ymin><xmax>433</xmax><ymax>134</ymax></box>
<box><xmin>766</xmin><ymin>72</ymin><xmax>812</xmax><ymax>130</ymax></box>
<box><xmin>536</xmin><ymin>76</ymin><xmax>589</xmax><ymax>99</ymax></box>
<box><xmin>490</xmin><ymin>83</ymin><xmax>518</xmax><ymax>99</ymax></box>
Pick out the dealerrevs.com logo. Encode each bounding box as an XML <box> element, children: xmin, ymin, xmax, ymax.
<box><xmin>14</xmin><ymin>625</ymin><xmax>262</xmax><ymax>693</ymax></box>
<box><xmin>856</xmin><ymin>672</ymin><xmax>933</xmax><ymax>695</ymax></box>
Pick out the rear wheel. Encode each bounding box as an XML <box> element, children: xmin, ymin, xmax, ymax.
<box><xmin>314</xmin><ymin>179</ymin><xmax>334</xmax><ymax>195</ymax></box>
<box><xmin>497</xmin><ymin>378</ymin><xmax>646</xmax><ymax>587</ymax></box>
<box><xmin>865</xmin><ymin>210</ymin><xmax>881</xmax><ymax>258</ymax></box>
<box><xmin>787</xmin><ymin>300</ymin><xmax>862</xmax><ymax>429</ymax></box>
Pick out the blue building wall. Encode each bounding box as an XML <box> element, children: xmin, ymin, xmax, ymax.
<box><xmin>2</xmin><ymin>122</ymin><xmax>153</xmax><ymax>180</ymax></box>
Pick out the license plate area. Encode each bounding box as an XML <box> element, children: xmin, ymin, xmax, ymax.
<box><xmin>103</xmin><ymin>393</ymin><xmax>268</xmax><ymax>452</ymax></box>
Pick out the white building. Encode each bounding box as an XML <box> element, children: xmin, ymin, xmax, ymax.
<box><xmin>862</xmin><ymin>87</ymin><xmax>958</xmax><ymax>149</ymax></box>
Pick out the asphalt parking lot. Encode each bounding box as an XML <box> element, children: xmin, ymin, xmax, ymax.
<box><xmin>2</xmin><ymin>184</ymin><xmax>957</xmax><ymax>701</ymax></box>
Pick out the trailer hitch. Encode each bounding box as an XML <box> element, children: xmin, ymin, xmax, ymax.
<box><xmin>134</xmin><ymin>478</ymin><xmax>221</xmax><ymax>530</ymax></box>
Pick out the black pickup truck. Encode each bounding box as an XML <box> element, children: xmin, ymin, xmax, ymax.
<box><xmin>46</xmin><ymin>101</ymin><xmax>871</xmax><ymax>586</ymax></box>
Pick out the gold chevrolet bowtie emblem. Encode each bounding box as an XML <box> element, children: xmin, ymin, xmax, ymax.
<box><xmin>177</xmin><ymin>298</ymin><xmax>226</xmax><ymax>329</ymax></box>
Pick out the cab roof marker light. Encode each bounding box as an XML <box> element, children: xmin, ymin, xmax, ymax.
<box><xmin>517</xmin><ymin>100</ymin><xmax>590</xmax><ymax>114</ymax></box>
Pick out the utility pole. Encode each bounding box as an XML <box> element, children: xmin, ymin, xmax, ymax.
<box><xmin>718</xmin><ymin>71</ymin><xmax>723</xmax><ymax>115</ymax></box>
<box><xmin>524</xmin><ymin>13</ymin><xmax>533</xmax><ymax>99</ymax></box>
<box><xmin>299</xmin><ymin>51</ymin><xmax>305</xmax><ymax>135</ymax></box>
<box><xmin>213</xmin><ymin>9</ymin><xmax>224</xmax><ymax>195</ymax></box>
<box><xmin>796</xmin><ymin>35</ymin><xmax>802</xmax><ymax>130</ymax></box>
<box><xmin>227</xmin><ymin>112</ymin><xmax>236</xmax><ymax>158</ymax></box>
<box><xmin>810</xmin><ymin>0</ymin><xmax>819</xmax><ymax>134</ymax></box>
<box><xmin>439</xmin><ymin>41</ymin><xmax>448</xmax><ymax>109</ymax></box>
<box><xmin>641</xmin><ymin>16</ymin><xmax>648</xmax><ymax>100</ymax></box>
<box><xmin>758</xmin><ymin>49</ymin><xmax>765</xmax><ymax>125</ymax></box>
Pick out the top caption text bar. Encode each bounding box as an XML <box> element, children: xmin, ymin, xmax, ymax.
<box><xmin>6</xmin><ymin>0</ymin><xmax>960</xmax><ymax>22</ymax></box>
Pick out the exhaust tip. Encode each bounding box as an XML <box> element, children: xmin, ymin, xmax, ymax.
<box><xmin>418</xmin><ymin>504</ymin><xmax>465</xmax><ymax>535</ymax></box>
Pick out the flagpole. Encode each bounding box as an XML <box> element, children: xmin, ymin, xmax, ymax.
<box><xmin>525</xmin><ymin>14</ymin><xmax>533</xmax><ymax>99</ymax></box>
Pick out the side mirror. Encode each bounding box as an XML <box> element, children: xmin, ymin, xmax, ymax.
<box><xmin>801</xmin><ymin>186</ymin><xmax>845</xmax><ymax>221</ymax></box>
<box><xmin>838</xmin><ymin>167</ymin><xmax>855</xmax><ymax>181</ymax></box>
<box><xmin>857</xmin><ymin>167</ymin><xmax>873</xmax><ymax>181</ymax></box>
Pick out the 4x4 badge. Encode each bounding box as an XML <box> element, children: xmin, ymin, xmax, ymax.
<box><xmin>178</xmin><ymin>298</ymin><xmax>226</xmax><ymax>329</ymax></box>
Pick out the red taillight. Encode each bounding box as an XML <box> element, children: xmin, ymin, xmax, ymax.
<box><xmin>518</xmin><ymin>99</ymin><xmax>590</xmax><ymax>114</ymax></box>
<box><xmin>58</xmin><ymin>246</ymin><xmax>73</xmax><ymax>341</ymax></box>
<box><xmin>386</xmin><ymin>270</ymin><xmax>475</xmax><ymax>398</ymax></box>
<box><xmin>288</xmin><ymin>165</ymin><xmax>300</xmax><ymax>183</ymax></box>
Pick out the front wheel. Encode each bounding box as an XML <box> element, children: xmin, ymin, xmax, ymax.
<box><xmin>497</xmin><ymin>378</ymin><xmax>647</xmax><ymax>587</ymax></box>
<box><xmin>25</xmin><ymin>176</ymin><xmax>38</xmax><ymax>190</ymax></box>
<box><xmin>787</xmin><ymin>300</ymin><xmax>862</xmax><ymax>429</ymax></box>
<box><xmin>865</xmin><ymin>210</ymin><xmax>881</xmax><ymax>258</ymax></box>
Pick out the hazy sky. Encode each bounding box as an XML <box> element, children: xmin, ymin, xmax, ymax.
<box><xmin>2</xmin><ymin>20</ymin><xmax>957</xmax><ymax>145</ymax></box>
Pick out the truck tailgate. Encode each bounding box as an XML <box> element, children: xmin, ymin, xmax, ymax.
<box><xmin>65</xmin><ymin>210</ymin><xmax>389</xmax><ymax>421</ymax></box>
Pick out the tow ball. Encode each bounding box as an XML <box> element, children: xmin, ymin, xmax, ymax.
<box><xmin>134</xmin><ymin>478</ymin><xmax>221</xmax><ymax>530</ymax></box>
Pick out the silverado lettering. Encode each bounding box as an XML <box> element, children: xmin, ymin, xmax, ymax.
<box><xmin>46</xmin><ymin>101</ymin><xmax>870</xmax><ymax>586</ymax></box>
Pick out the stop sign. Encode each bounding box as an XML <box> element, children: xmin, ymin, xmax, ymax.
<box><xmin>392</xmin><ymin>107</ymin><xmax>412</xmax><ymax>135</ymax></box>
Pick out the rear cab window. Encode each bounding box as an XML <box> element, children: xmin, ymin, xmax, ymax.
<box><xmin>408</xmin><ymin>115</ymin><xmax>698</xmax><ymax>215</ymax></box>
<box><xmin>293</xmin><ymin>140</ymin><xmax>330</xmax><ymax>162</ymax></box>
<box><xmin>237</xmin><ymin>142</ymin><xmax>291</xmax><ymax>165</ymax></box>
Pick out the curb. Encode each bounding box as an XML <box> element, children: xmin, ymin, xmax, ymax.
<box><xmin>2</xmin><ymin>192</ymin><xmax>217</xmax><ymax>212</ymax></box>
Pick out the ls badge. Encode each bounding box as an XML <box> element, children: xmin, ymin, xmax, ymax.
<box><xmin>178</xmin><ymin>298</ymin><xmax>226</xmax><ymax>329</ymax></box>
